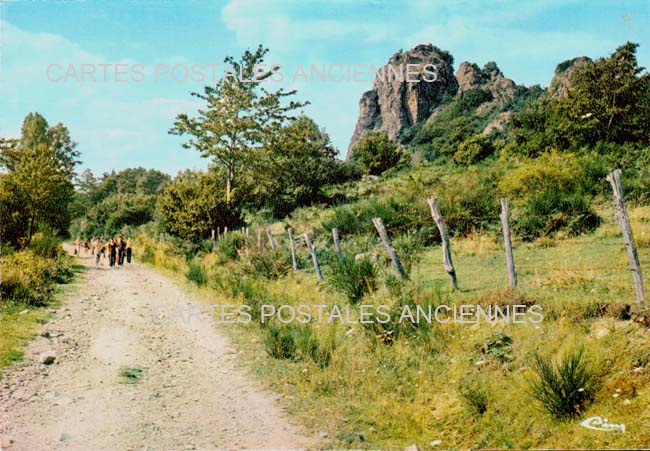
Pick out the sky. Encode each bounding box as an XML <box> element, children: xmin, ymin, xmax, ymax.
<box><xmin>0</xmin><ymin>0</ymin><xmax>648</xmax><ymax>177</ymax></box>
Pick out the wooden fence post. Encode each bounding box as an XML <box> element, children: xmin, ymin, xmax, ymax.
<box><xmin>303</xmin><ymin>233</ymin><xmax>324</xmax><ymax>280</ymax></box>
<box><xmin>607</xmin><ymin>169</ymin><xmax>645</xmax><ymax>307</ymax></box>
<box><xmin>427</xmin><ymin>197</ymin><xmax>458</xmax><ymax>290</ymax></box>
<box><xmin>257</xmin><ymin>229</ymin><xmax>263</xmax><ymax>250</ymax></box>
<box><xmin>372</xmin><ymin>217</ymin><xmax>405</xmax><ymax>279</ymax></box>
<box><xmin>500</xmin><ymin>198</ymin><xmax>517</xmax><ymax>288</ymax></box>
<box><xmin>287</xmin><ymin>227</ymin><xmax>298</xmax><ymax>271</ymax></box>
<box><xmin>266</xmin><ymin>228</ymin><xmax>277</xmax><ymax>250</ymax></box>
<box><xmin>332</xmin><ymin>228</ymin><xmax>343</xmax><ymax>260</ymax></box>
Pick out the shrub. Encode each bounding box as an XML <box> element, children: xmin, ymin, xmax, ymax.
<box><xmin>327</xmin><ymin>255</ymin><xmax>376</xmax><ymax>304</ymax></box>
<box><xmin>28</xmin><ymin>228</ymin><xmax>63</xmax><ymax>259</ymax></box>
<box><xmin>0</xmin><ymin>251</ymin><xmax>55</xmax><ymax>306</ymax></box>
<box><xmin>350</xmin><ymin>131</ymin><xmax>405</xmax><ymax>175</ymax></box>
<box><xmin>264</xmin><ymin>322</ymin><xmax>296</xmax><ymax>360</ymax></box>
<box><xmin>244</xmin><ymin>249</ymin><xmax>292</xmax><ymax>280</ymax></box>
<box><xmin>185</xmin><ymin>260</ymin><xmax>208</xmax><ymax>286</ymax></box>
<box><xmin>216</xmin><ymin>232</ymin><xmax>248</xmax><ymax>260</ymax></box>
<box><xmin>529</xmin><ymin>348</ymin><xmax>600</xmax><ymax>420</ymax></box>
<box><xmin>500</xmin><ymin>152</ymin><xmax>601</xmax><ymax>240</ymax></box>
<box><xmin>454</xmin><ymin>134</ymin><xmax>495</xmax><ymax>165</ymax></box>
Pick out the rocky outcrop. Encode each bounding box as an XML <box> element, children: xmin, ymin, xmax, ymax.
<box><xmin>482</xmin><ymin>111</ymin><xmax>512</xmax><ymax>135</ymax></box>
<box><xmin>346</xmin><ymin>44</ymin><xmax>458</xmax><ymax>159</ymax></box>
<box><xmin>455</xmin><ymin>61</ymin><xmax>521</xmax><ymax>106</ymax></box>
<box><xmin>549</xmin><ymin>56</ymin><xmax>592</xmax><ymax>98</ymax></box>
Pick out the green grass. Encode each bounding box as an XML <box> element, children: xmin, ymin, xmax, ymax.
<box><xmin>0</xmin><ymin>251</ymin><xmax>82</xmax><ymax>378</ymax></box>
<box><xmin>118</xmin><ymin>366</ymin><xmax>144</xmax><ymax>384</ymax></box>
<box><xmin>137</xmin><ymin>185</ymin><xmax>650</xmax><ymax>448</ymax></box>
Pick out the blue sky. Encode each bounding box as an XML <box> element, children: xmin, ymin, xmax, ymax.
<box><xmin>0</xmin><ymin>0</ymin><xmax>648</xmax><ymax>176</ymax></box>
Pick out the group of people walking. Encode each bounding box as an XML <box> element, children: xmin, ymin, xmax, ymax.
<box><xmin>74</xmin><ymin>235</ymin><xmax>132</xmax><ymax>268</ymax></box>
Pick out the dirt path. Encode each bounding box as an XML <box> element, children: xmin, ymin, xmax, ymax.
<box><xmin>0</xmin><ymin>250</ymin><xmax>315</xmax><ymax>450</ymax></box>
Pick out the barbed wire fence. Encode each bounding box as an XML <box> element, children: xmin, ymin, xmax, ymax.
<box><xmin>209</xmin><ymin>169</ymin><xmax>647</xmax><ymax>308</ymax></box>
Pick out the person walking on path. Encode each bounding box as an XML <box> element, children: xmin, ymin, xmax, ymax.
<box><xmin>108</xmin><ymin>239</ymin><xmax>117</xmax><ymax>268</ymax></box>
<box><xmin>117</xmin><ymin>236</ymin><xmax>126</xmax><ymax>266</ymax></box>
<box><xmin>126</xmin><ymin>238</ymin><xmax>132</xmax><ymax>264</ymax></box>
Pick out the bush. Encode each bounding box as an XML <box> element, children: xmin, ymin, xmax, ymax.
<box><xmin>185</xmin><ymin>260</ymin><xmax>208</xmax><ymax>286</ymax></box>
<box><xmin>327</xmin><ymin>255</ymin><xmax>376</xmax><ymax>304</ymax></box>
<box><xmin>350</xmin><ymin>131</ymin><xmax>405</xmax><ymax>175</ymax></box>
<box><xmin>244</xmin><ymin>249</ymin><xmax>292</xmax><ymax>280</ymax></box>
<box><xmin>28</xmin><ymin>228</ymin><xmax>63</xmax><ymax>259</ymax></box>
<box><xmin>529</xmin><ymin>348</ymin><xmax>600</xmax><ymax>420</ymax></box>
<box><xmin>322</xmin><ymin>198</ymin><xmax>412</xmax><ymax>236</ymax></box>
<box><xmin>0</xmin><ymin>251</ymin><xmax>56</xmax><ymax>306</ymax></box>
<box><xmin>500</xmin><ymin>152</ymin><xmax>601</xmax><ymax>240</ymax></box>
<box><xmin>293</xmin><ymin>324</ymin><xmax>335</xmax><ymax>368</ymax></box>
<box><xmin>264</xmin><ymin>322</ymin><xmax>297</xmax><ymax>360</ymax></box>
<box><xmin>216</xmin><ymin>232</ymin><xmax>248</xmax><ymax>260</ymax></box>
<box><xmin>454</xmin><ymin>134</ymin><xmax>495</xmax><ymax>165</ymax></box>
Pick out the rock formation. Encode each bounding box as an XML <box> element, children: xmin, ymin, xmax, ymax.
<box><xmin>346</xmin><ymin>44</ymin><xmax>458</xmax><ymax>159</ymax></box>
<box><xmin>548</xmin><ymin>56</ymin><xmax>592</xmax><ymax>98</ymax></box>
<box><xmin>455</xmin><ymin>61</ymin><xmax>521</xmax><ymax>106</ymax></box>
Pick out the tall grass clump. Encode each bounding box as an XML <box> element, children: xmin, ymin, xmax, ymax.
<box><xmin>293</xmin><ymin>324</ymin><xmax>336</xmax><ymax>368</ymax></box>
<box><xmin>185</xmin><ymin>260</ymin><xmax>208</xmax><ymax>286</ymax></box>
<box><xmin>458</xmin><ymin>375</ymin><xmax>490</xmax><ymax>415</ymax></box>
<box><xmin>264</xmin><ymin>322</ymin><xmax>296</xmax><ymax>360</ymax></box>
<box><xmin>529</xmin><ymin>348</ymin><xmax>600</xmax><ymax>420</ymax></box>
<box><xmin>327</xmin><ymin>254</ymin><xmax>376</xmax><ymax>303</ymax></box>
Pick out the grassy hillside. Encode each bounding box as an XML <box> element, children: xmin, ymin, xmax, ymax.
<box><xmin>135</xmin><ymin>161</ymin><xmax>650</xmax><ymax>449</ymax></box>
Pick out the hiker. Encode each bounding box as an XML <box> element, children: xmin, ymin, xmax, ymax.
<box><xmin>74</xmin><ymin>236</ymin><xmax>81</xmax><ymax>256</ymax></box>
<box><xmin>94</xmin><ymin>238</ymin><xmax>101</xmax><ymax>267</ymax></box>
<box><xmin>117</xmin><ymin>236</ymin><xmax>126</xmax><ymax>266</ymax></box>
<box><xmin>83</xmin><ymin>239</ymin><xmax>90</xmax><ymax>255</ymax></box>
<box><xmin>108</xmin><ymin>239</ymin><xmax>117</xmax><ymax>267</ymax></box>
<box><xmin>126</xmin><ymin>238</ymin><xmax>132</xmax><ymax>264</ymax></box>
<box><xmin>100</xmin><ymin>236</ymin><xmax>106</xmax><ymax>262</ymax></box>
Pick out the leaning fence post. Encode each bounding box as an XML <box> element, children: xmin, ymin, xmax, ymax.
<box><xmin>500</xmin><ymin>198</ymin><xmax>517</xmax><ymax>288</ymax></box>
<box><xmin>266</xmin><ymin>228</ymin><xmax>277</xmax><ymax>250</ymax></box>
<box><xmin>372</xmin><ymin>217</ymin><xmax>405</xmax><ymax>279</ymax></box>
<box><xmin>303</xmin><ymin>233</ymin><xmax>324</xmax><ymax>280</ymax></box>
<box><xmin>287</xmin><ymin>227</ymin><xmax>298</xmax><ymax>271</ymax></box>
<box><xmin>332</xmin><ymin>228</ymin><xmax>343</xmax><ymax>261</ymax></box>
<box><xmin>427</xmin><ymin>197</ymin><xmax>458</xmax><ymax>290</ymax></box>
<box><xmin>607</xmin><ymin>169</ymin><xmax>645</xmax><ymax>307</ymax></box>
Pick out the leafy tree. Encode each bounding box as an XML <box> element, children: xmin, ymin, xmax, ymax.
<box><xmin>1</xmin><ymin>113</ymin><xmax>80</xmax><ymax>178</ymax></box>
<box><xmin>0</xmin><ymin>113</ymin><xmax>77</xmax><ymax>246</ymax></box>
<box><xmin>157</xmin><ymin>171</ymin><xmax>242</xmax><ymax>242</ymax></box>
<box><xmin>509</xmin><ymin>42</ymin><xmax>650</xmax><ymax>155</ymax></box>
<box><xmin>350</xmin><ymin>131</ymin><xmax>405</xmax><ymax>175</ymax></box>
<box><xmin>70</xmin><ymin>167</ymin><xmax>171</xmax><ymax>237</ymax></box>
<box><xmin>4</xmin><ymin>144</ymin><xmax>75</xmax><ymax>245</ymax></box>
<box><xmin>557</xmin><ymin>42</ymin><xmax>650</xmax><ymax>147</ymax></box>
<box><xmin>258</xmin><ymin>115</ymin><xmax>343</xmax><ymax>217</ymax></box>
<box><xmin>170</xmin><ymin>45</ymin><xmax>307</xmax><ymax>203</ymax></box>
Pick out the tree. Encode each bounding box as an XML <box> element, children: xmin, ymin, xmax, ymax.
<box><xmin>1</xmin><ymin>113</ymin><xmax>80</xmax><ymax>177</ymax></box>
<box><xmin>509</xmin><ymin>42</ymin><xmax>650</xmax><ymax>154</ymax></box>
<box><xmin>259</xmin><ymin>115</ymin><xmax>343</xmax><ymax>217</ymax></box>
<box><xmin>7</xmin><ymin>144</ymin><xmax>75</xmax><ymax>245</ymax></box>
<box><xmin>170</xmin><ymin>45</ymin><xmax>307</xmax><ymax>203</ymax></box>
<box><xmin>350</xmin><ymin>131</ymin><xmax>405</xmax><ymax>175</ymax></box>
<box><xmin>0</xmin><ymin>113</ymin><xmax>77</xmax><ymax>247</ymax></box>
<box><xmin>157</xmin><ymin>171</ymin><xmax>242</xmax><ymax>242</ymax></box>
<box><xmin>558</xmin><ymin>42</ymin><xmax>650</xmax><ymax>147</ymax></box>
